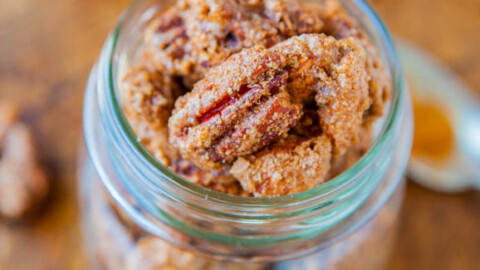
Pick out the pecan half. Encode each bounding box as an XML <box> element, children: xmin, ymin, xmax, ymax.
<box><xmin>271</xmin><ymin>34</ymin><xmax>370</xmax><ymax>156</ymax></box>
<box><xmin>230</xmin><ymin>135</ymin><xmax>332</xmax><ymax>197</ymax></box>
<box><xmin>122</xmin><ymin>66</ymin><xmax>186</xmax><ymax>128</ymax></box>
<box><xmin>121</xmin><ymin>68</ymin><xmax>248</xmax><ymax>195</ymax></box>
<box><xmin>169</xmin><ymin>46</ymin><xmax>303</xmax><ymax>169</ymax></box>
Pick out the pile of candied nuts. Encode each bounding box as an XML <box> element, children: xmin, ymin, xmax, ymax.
<box><xmin>121</xmin><ymin>0</ymin><xmax>390</xmax><ymax>197</ymax></box>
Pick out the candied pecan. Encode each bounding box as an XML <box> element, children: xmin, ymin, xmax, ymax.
<box><xmin>169</xmin><ymin>46</ymin><xmax>303</xmax><ymax>169</ymax></box>
<box><xmin>316</xmin><ymin>0</ymin><xmax>390</xmax><ymax>123</ymax></box>
<box><xmin>0</xmin><ymin>104</ymin><xmax>49</xmax><ymax>220</ymax></box>
<box><xmin>121</xmin><ymin>66</ymin><xmax>186</xmax><ymax>128</ymax></box>
<box><xmin>314</xmin><ymin>37</ymin><xmax>370</xmax><ymax>156</ymax></box>
<box><xmin>231</xmin><ymin>135</ymin><xmax>332</xmax><ymax>197</ymax></box>
<box><xmin>181</xmin><ymin>0</ymin><xmax>323</xmax><ymax>61</ymax></box>
<box><xmin>121</xmin><ymin>66</ymin><xmax>249</xmax><ymax>196</ymax></box>
<box><xmin>128</xmin><ymin>113</ymin><xmax>248</xmax><ymax>195</ymax></box>
<box><xmin>271</xmin><ymin>34</ymin><xmax>370</xmax><ymax>156</ymax></box>
<box><xmin>144</xmin><ymin>8</ymin><xmax>194</xmax><ymax>86</ymax></box>
<box><xmin>262</xmin><ymin>0</ymin><xmax>323</xmax><ymax>37</ymax></box>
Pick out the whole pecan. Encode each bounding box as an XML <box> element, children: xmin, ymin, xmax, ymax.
<box><xmin>0</xmin><ymin>104</ymin><xmax>49</xmax><ymax>220</ymax></box>
<box><xmin>121</xmin><ymin>67</ymin><xmax>248</xmax><ymax>195</ymax></box>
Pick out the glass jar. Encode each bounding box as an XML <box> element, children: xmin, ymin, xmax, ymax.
<box><xmin>79</xmin><ymin>0</ymin><xmax>413</xmax><ymax>269</ymax></box>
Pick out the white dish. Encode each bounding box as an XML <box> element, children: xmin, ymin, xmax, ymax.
<box><xmin>399</xmin><ymin>41</ymin><xmax>480</xmax><ymax>192</ymax></box>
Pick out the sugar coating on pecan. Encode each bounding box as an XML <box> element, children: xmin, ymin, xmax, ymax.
<box><xmin>121</xmin><ymin>65</ymin><xmax>186</xmax><ymax>128</ymax></box>
<box><xmin>315</xmin><ymin>0</ymin><xmax>390</xmax><ymax>123</ymax></box>
<box><xmin>121</xmin><ymin>65</ymin><xmax>184</xmax><ymax>167</ymax></box>
<box><xmin>169</xmin><ymin>34</ymin><xmax>369</xmax><ymax>170</ymax></box>
<box><xmin>231</xmin><ymin>135</ymin><xmax>332</xmax><ymax>196</ymax></box>
<box><xmin>271</xmin><ymin>34</ymin><xmax>370</xmax><ymax>156</ymax></box>
<box><xmin>121</xmin><ymin>67</ymin><xmax>250</xmax><ymax>196</ymax></box>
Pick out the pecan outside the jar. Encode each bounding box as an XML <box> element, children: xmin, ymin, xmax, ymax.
<box><xmin>121</xmin><ymin>65</ymin><xmax>253</xmax><ymax>196</ymax></box>
<box><xmin>0</xmin><ymin>103</ymin><xmax>49</xmax><ymax>220</ymax></box>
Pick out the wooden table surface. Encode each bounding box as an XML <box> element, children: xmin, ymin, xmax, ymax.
<box><xmin>0</xmin><ymin>0</ymin><xmax>479</xmax><ymax>269</ymax></box>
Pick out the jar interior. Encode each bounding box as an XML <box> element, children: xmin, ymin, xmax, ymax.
<box><xmin>84</xmin><ymin>0</ymin><xmax>411</xmax><ymax>262</ymax></box>
<box><xmin>106</xmin><ymin>0</ymin><xmax>403</xmax><ymax>203</ymax></box>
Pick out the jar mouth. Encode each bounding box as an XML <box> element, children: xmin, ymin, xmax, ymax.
<box><xmin>105</xmin><ymin>0</ymin><xmax>404</xmax><ymax>206</ymax></box>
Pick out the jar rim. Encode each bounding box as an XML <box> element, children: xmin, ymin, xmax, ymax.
<box><xmin>104</xmin><ymin>0</ymin><xmax>404</xmax><ymax>206</ymax></box>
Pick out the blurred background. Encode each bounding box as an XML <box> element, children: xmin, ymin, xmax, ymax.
<box><xmin>0</xmin><ymin>0</ymin><xmax>479</xmax><ymax>269</ymax></box>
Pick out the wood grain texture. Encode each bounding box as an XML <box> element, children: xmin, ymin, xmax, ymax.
<box><xmin>0</xmin><ymin>0</ymin><xmax>478</xmax><ymax>269</ymax></box>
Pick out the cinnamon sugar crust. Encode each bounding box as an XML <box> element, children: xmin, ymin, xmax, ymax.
<box><xmin>122</xmin><ymin>66</ymin><xmax>249</xmax><ymax>196</ymax></box>
<box><xmin>231</xmin><ymin>135</ymin><xmax>331</xmax><ymax>196</ymax></box>
<box><xmin>315</xmin><ymin>0</ymin><xmax>390</xmax><ymax>123</ymax></box>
